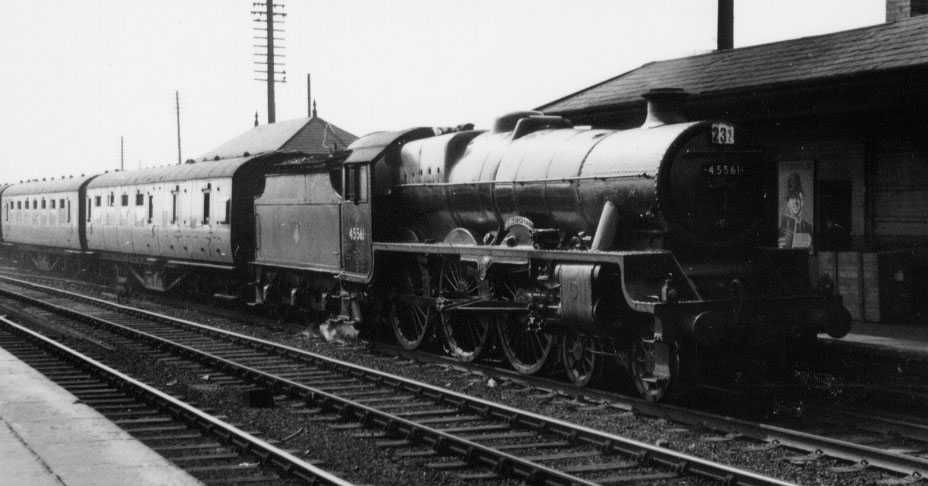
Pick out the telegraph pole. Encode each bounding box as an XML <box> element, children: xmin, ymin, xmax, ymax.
<box><xmin>252</xmin><ymin>1</ymin><xmax>286</xmax><ymax>124</ymax></box>
<box><xmin>175</xmin><ymin>90</ymin><xmax>182</xmax><ymax>165</ymax></box>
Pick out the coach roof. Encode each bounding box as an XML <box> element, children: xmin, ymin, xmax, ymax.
<box><xmin>3</xmin><ymin>176</ymin><xmax>97</xmax><ymax>196</ymax></box>
<box><xmin>87</xmin><ymin>157</ymin><xmax>252</xmax><ymax>189</ymax></box>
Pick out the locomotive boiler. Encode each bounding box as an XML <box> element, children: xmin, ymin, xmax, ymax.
<box><xmin>390</xmin><ymin>92</ymin><xmax>759</xmax><ymax>254</ymax></box>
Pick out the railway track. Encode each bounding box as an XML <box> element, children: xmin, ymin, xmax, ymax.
<box><xmin>0</xmin><ymin>274</ymin><xmax>787</xmax><ymax>486</ymax></box>
<box><xmin>376</xmin><ymin>344</ymin><xmax>928</xmax><ymax>484</ymax></box>
<box><xmin>0</xmin><ymin>315</ymin><xmax>351</xmax><ymax>486</ymax></box>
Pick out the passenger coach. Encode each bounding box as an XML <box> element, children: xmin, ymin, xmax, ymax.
<box><xmin>84</xmin><ymin>153</ymin><xmax>301</xmax><ymax>293</ymax></box>
<box><xmin>0</xmin><ymin>176</ymin><xmax>96</xmax><ymax>272</ymax></box>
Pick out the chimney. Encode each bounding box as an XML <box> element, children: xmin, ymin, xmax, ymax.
<box><xmin>642</xmin><ymin>88</ymin><xmax>689</xmax><ymax>128</ymax></box>
<box><xmin>887</xmin><ymin>0</ymin><xmax>928</xmax><ymax>21</ymax></box>
<box><xmin>717</xmin><ymin>0</ymin><xmax>734</xmax><ymax>50</ymax></box>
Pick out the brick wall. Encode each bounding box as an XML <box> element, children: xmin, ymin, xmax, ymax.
<box><xmin>887</xmin><ymin>0</ymin><xmax>928</xmax><ymax>22</ymax></box>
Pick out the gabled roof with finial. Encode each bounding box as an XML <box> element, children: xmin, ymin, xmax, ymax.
<box><xmin>200</xmin><ymin>110</ymin><xmax>358</xmax><ymax>161</ymax></box>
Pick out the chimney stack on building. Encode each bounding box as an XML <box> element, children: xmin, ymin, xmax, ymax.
<box><xmin>887</xmin><ymin>0</ymin><xmax>928</xmax><ymax>21</ymax></box>
<box><xmin>717</xmin><ymin>0</ymin><xmax>734</xmax><ymax>50</ymax></box>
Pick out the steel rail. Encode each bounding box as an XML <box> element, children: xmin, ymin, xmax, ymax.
<box><xmin>0</xmin><ymin>314</ymin><xmax>354</xmax><ymax>486</ymax></box>
<box><xmin>0</xmin><ymin>275</ymin><xmax>789</xmax><ymax>486</ymax></box>
<box><xmin>378</xmin><ymin>343</ymin><xmax>928</xmax><ymax>481</ymax></box>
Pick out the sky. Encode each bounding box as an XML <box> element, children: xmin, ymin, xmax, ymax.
<box><xmin>0</xmin><ymin>1</ymin><xmax>885</xmax><ymax>183</ymax></box>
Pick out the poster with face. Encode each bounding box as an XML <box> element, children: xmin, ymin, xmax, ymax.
<box><xmin>778</xmin><ymin>161</ymin><xmax>814</xmax><ymax>249</ymax></box>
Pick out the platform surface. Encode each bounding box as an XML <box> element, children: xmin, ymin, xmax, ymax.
<box><xmin>825</xmin><ymin>321</ymin><xmax>928</xmax><ymax>359</ymax></box>
<box><xmin>0</xmin><ymin>345</ymin><xmax>201</xmax><ymax>486</ymax></box>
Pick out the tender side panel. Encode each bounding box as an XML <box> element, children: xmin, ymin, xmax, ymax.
<box><xmin>254</xmin><ymin>171</ymin><xmax>342</xmax><ymax>272</ymax></box>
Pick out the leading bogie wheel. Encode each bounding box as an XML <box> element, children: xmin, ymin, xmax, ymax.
<box><xmin>561</xmin><ymin>334</ymin><xmax>599</xmax><ymax>387</ymax></box>
<box><xmin>629</xmin><ymin>336</ymin><xmax>680</xmax><ymax>402</ymax></box>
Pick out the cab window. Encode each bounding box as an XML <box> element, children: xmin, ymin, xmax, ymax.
<box><xmin>344</xmin><ymin>165</ymin><xmax>368</xmax><ymax>204</ymax></box>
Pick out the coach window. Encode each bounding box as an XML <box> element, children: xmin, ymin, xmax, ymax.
<box><xmin>135</xmin><ymin>192</ymin><xmax>144</xmax><ymax>206</ymax></box>
<box><xmin>17</xmin><ymin>201</ymin><xmax>21</xmax><ymax>210</ymax></box>
<box><xmin>87</xmin><ymin>198</ymin><xmax>92</xmax><ymax>222</ymax></box>
<box><xmin>50</xmin><ymin>199</ymin><xmax>56</xmax><ymax>209</ymax></box>
<box><xmin>201</xmin><ymin>183</ymin><xmax>211</xmax><ymax>224</ymax></box>
<box><xmin>59</xmin><ymin>198</ymin><xmax>64</xmax><ymax>209</ymax></box>
<box><xmin>108</xmin><ymin>192</ymin><xmax>115</xmax><ymax>207</ymax></box>
<box><xmin>171</xmin><ymin>185</ymin><xmax>179</xmax><ymax>224</ymax></box>
<box><xmin>4</xmin><ymin>202</ymin><xmax>8</xmax><ymax>222</ymax></box>
<box><xmin>67</xmin><ymin>199</ymin><xmax>71</xmax><ymax>223</ymax></box>
<box><xmin>222</xmin><ymin>199</ymin><xmax>231</xmax><ymax>225</ymax></box>
<box><xmin>147</xmin><ymin>195</ymin><xmax>154</xmax><ymax>224</ymax></box>
<box><xmin>121</xmin><ymin>193</ymin><xmax>129</xmax><ymax>207</ymax></box>
<box><xmin>41</xmin><ymin>199</ymin><xmax>46</xmax><ymax>209</ymax></box>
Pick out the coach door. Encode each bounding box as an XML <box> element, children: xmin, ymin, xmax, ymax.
<box><xmin>339</xmin><ymin>162</ymin><xmax>373</xmax><ymax>281</ymax></box>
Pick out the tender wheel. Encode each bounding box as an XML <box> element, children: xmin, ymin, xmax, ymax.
<box><xmin>561</xmin><ymin>334</ymin><xmax>599</xmax><ymax>387</ymax></box>
<box><xmin>439</xmin><ymin>260</ymin><xmax>491</xmax><ymax>362</ymax></box>
<box><xmin>630</xmin><ymin>337</ymin><xmax>680</xmax><ymax>402</ymax></box>
<box><xmin>498</xmin><ymin>315</ymin><xmax>554</xmax><ymax>375</ymax></box>
<box><xmin>390</xmin><ymin>265</ymin><xmax>435</xmax><ymax>350</ymax></box>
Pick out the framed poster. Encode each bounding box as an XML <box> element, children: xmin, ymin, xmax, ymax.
<box><xmin>778</xmin><ymin>160</ymin><xmax>814</xmax><ymax>249</ymax></box>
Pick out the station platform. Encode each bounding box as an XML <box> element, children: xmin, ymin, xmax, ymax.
<box><xmin>824</xmin><ymin>321</ymin><xmax>928</xmax><ymax>360</ymax></box>
<box><xmin>0</xmin><ymin>345</ymin><xmax>201</xmax><ymax>486</ymax></box>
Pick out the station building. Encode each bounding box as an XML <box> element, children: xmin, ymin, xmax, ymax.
<box><xmin>537</xmin><ymin>1</ymin><xmax>928</xmax><ymax>323</ymax></box>
<box><xmin>201</xmin><ymin>106</ymin><xmax>357</xmax><ymax>161</ymax></box>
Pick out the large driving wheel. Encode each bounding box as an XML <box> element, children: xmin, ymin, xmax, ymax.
<box><xmin>629</xmin><ymin>336</ymin><xmax>680</xmax><ymax>402</ymax></box>
<box><xmin>561</xmin><ymin>334</ymin><xmax>599</xmax><ymax>387</ymax></box>
<box><xmin>439</xmin><ymin>261</ymin><xmax>492</xmax><ymax>362</ymax></box>
<box><xmin>498</xmin><ymin>314</ymin><xmax>554</xmax><ymax>375</ymax></box>
<box><xmin>390</xmin><ymin>264</ymin><xmax>435</xmax><ymax>350</ymax></box>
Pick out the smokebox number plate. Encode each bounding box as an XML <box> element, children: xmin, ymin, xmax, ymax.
<box><xmin>711</xmin><ymin>123</ymin><xmax>735</xmax><ymax>145</ymax></box>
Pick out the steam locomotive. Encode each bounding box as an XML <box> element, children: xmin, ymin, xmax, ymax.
<box><xmin>0</xmin><ymin>90</ymin><xmax>850</xmax><ymax>400</ymax></box>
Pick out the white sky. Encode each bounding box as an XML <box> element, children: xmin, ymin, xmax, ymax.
<box><xmin>0</xmin><ymin>1</ymin><xmax>884</xmax><ymax>183</ymax></box>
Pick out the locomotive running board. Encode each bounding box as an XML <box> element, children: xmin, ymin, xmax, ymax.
<box><xmin>373</xmin><ymin>241</ymin><xmax>695</xmax><ymax>313</ymax></box>
<box><xmin>373</xmin><ymin>241</ymin><xmax>669</xmax><ymax>263</ymax></box>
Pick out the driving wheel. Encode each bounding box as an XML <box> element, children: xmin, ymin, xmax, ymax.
<box><xmin>390</xmin><ymin>264</ymin><xmax>435</xmax><ymax>350</ymax></box>
<box><xmin>498</xmin><ymin>314</ymin><xmax>554</xmax><ymax>375</ymax></box>
<box><xmin>439</xmin><ymin>260</ymin><xmax>492</xmax><ymax>362</ymax></box>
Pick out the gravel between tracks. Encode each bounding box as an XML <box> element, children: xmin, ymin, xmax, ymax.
<box><xmin>5</xmin><ymin>275</ymin><xmax>908</xmax><ymax>486</ymax></box>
